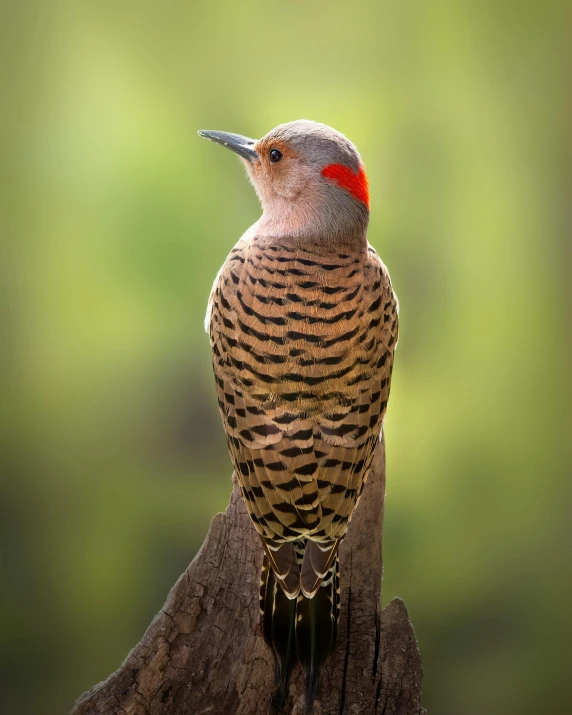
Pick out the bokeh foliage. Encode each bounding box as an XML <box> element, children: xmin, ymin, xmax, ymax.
<box><xmin>1</xmin><ymin>1</ymin><xmax>570</xmax><ymax>714</ymax></box>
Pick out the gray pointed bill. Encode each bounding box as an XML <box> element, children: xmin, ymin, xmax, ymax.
<box><xmin>198</xmin><ymin>130</ymin><xmax>259</xmax><ymax>162</ymax></box>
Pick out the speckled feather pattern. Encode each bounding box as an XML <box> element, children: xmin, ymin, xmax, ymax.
<box><xmin>207</xmin><ymin>232</ymin><xmax>398</xmax><ymax>595</ymax></box>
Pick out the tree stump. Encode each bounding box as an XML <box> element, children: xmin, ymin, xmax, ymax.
<box><xmin>68</xmin><ymin>438</ymin><xmax>425</xmax><ymax>714</ymax></box>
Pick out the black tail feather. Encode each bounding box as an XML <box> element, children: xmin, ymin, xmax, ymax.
<box><xmin>261</xmin><ymin>555</ymin><xmax>298</xmax><ymax>710</ymax></box>
<box><xmin>295</xmin><ymin>555</ymin><xmax>339</xmax><ymax>712</ymax></box>
<box><xmin>261</xmin><ymin>546</ymin><xmax>340</xmax><ymax>713</ymax></box>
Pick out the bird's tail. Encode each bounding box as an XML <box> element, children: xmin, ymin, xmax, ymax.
<box><xmin>260</xmin><ymin>552</ymin><xmax>298</xmax><ymax>710</ymax></box>
<box><xmin>260</xmin><ymin>545</ymin><xmax>340</xmax><ymax>713</ymax></box>
<box><xmin>296</xmin><ymin>553</ymin><xmax>340</xmax><ymax>712</ymax></box>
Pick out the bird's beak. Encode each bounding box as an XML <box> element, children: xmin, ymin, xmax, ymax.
<box><xmin>198</xmin><ymin>130</ymin><xmax>259</xmax><ymax>163</ymax></box>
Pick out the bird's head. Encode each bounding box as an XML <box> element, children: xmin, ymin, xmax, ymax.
<box><xmin>198</xmin><ymin>120</ymin><xmax>369</xmax><ymax>243</ymax></box>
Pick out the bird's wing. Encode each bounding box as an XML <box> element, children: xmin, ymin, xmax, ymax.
<box><xmin>208</xmin><ymin>239</ymin><xmax>398</xmax><ymax>591</ymax></box>
<box><xmin>309</xmin><ymin>245</ymin><xmax>399</xmax><ymax>538</ymax></box>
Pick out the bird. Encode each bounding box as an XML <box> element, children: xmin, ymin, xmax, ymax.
<box><xmin>199</xmin><ymin>120</ymin><xmax>398</xmax><ymax>712</ymax></box>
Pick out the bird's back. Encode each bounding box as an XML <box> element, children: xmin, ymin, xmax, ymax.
<box><xmin>208</xmin><ymin>232</ymin><xmax>398</xmax><ymax>556</ymax></box>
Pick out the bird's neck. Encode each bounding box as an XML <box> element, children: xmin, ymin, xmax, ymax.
<box><xmin>255</xmin><ymin>197</ymin><xmax>369</xmax><ymax>248</ymax></box>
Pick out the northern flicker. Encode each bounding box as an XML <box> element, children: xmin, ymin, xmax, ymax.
<box><xmin>199</xmin><ymin>120</ymin><xmax>398</xmax><ymax>711</ymax></box>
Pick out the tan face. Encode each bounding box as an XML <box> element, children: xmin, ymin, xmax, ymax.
<box><xmin>247</xmin><ymin>137</ymin><xmax>319</xmax><ymax>203</ymax></box>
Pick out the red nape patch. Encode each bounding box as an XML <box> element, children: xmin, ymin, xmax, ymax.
<box><xmin>321</xmin><ymin>163</ymin><xmax>369</xmax><ymax>208</ymax></box>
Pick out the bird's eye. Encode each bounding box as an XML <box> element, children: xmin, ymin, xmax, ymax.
<box><xmin>269</xmin><ymin>148</ymin><xmax>283</xmax><ymax>164</ymax></box>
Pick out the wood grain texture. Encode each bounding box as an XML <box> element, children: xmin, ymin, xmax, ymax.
<box><xmin>68</xmin><ymin>438</ymin><xmax>425</xmax><ymax>715</ymax></box>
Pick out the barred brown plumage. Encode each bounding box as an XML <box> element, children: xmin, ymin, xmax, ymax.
<box><xmin>200</xmin><ymin>120</ymin><xmax>398</xmax><ymax>712</ymax></box>
<box><xmin>209</xmin><ymin>238</ymin><xmax>397</xmax><ymax>545</ymax></box>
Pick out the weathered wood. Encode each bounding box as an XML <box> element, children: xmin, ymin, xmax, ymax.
<box><xmin>69</xmin><ymin>438</ymin><xmax>425</xmax><ymax>715</ymax></box>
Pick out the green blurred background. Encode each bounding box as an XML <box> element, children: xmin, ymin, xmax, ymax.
<box><xmin>1</xmin><ymin>1</ymin><xmax>570</xmax><ymax>713</ymax></box>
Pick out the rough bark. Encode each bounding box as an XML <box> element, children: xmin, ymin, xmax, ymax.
<box><xmin>69</xmin><ymin>438</ymin><xmax>425</xmax><ymax>715</ymax></box>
